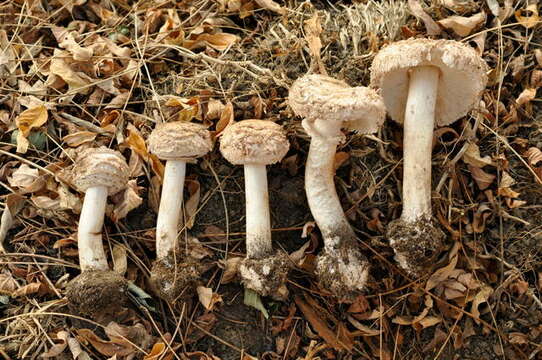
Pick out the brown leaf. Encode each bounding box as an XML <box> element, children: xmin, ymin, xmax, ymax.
<box><xmin>408</xmin><ymin>0</ymin><xmax>441</xmax><ymax>35</ymax></box>
<box><xmin>196</xmin><ymin>286</ymin><xmax>223</xmax><ymax>310</ymax></box>
<box><xmin>304</xmin><ymin>13</ymin><xmax>326</xmax><ymax>75</ymax></box>
<box><xmin>468</xmin><ymin>165</ymin><xmax>495</xmax><ymax>190</ymax></box>
<box><xmin>426</xmin><ymin>242</ymin><xmax>459</xmax><ymax>291</ymax></box>
<box><xmin>112</xmin><ymin>244</ymin><xmax>128</xmax><ymax>276</ymax></box>
<box><xmin>463</xmin><ymin>142</ymin><xmax>494</xmax><ymax>168</ymax></box>
<box><xmin>215</xmin><ymin>101</ymin><xmax>234</xmax><ymax>136</ymax></box>
<box><xmin>334</xmin><ymin>152</ymin><xmax>350</xmax><ymax>170</ymax></box>
<box><xmin>509</xmin><ymin>332</ymin><xmax>529</xmax><ymax>344</ymax></box>
<box><xmin>516</xmin><ymin>87</ymin><xmax>537</xmax><ymax>106</ymax></box>
<box><xmin>294</xmin><ymin>296</ymin><xmax>351</xmax><ymax>351</ymax></box>
<box><xmin>184</xmin><ymin>33</ymin><xmax>239</xmax><ymax>51</ymax></box>
<box><xmin>41</xmin><ymin>331</ymin><xmax>70</xmax><ymax>358</ymax></box>
<box><xmin>63</xmin><ymin>131</ymin><xmax>97</xmax><ymax>147</ymax></box>
<box><xmin>0</xmin><ymin>273</ymin><xmax>17</xmax><ymax>295</ymax></box>
<box><xmin>524</xmin><ymin>147</ymin><xmax>542</xmax><ymax>166</ymax></box>
<box><xmin>8</xmin><ymin>164</ymin><xmax>45</xmax><ymax>193</ymax></box>
<box><xmin>470</xmin><ymin>285</ymin><xmax>492</xmax><ymax>322</ymax></box>
<box><xmin>112</xmin><ymin>180</ymin><xmax>143</xmax><ymax>222</ymax></box>
<box><xmin>15</xmin><ymin>105</ymin><xmax>48</xmax><ymax>153</ymax></box>
<box><xmin>515</xmin><ymin>4</ymin><xmax>540</xmax><ymax>29</ymax></box>
<box><xmin>144</xmin><ymin>342</ymin><xmax>173</xmax><ymax>360</ymax></box>
<box><xmin>438</xmin><ymin>12</ymin><xmax>486</xmax><ymax>37</ymax></box>
<box><xmin>254</xmin><ymin>0</ymin><xmax>286</xmax><ymax>15</ymax></box>
<box><xmin>1</xmin><ymin>194</ymin><xmax>25</xmax><ymax>252</ymax></box>
<box><xmin>77</xmin><ymin>329</ymin><xmax>135</xmax><ymax>357</ymax></box>
<box><xmin>184</xmin><ymin>179</ymin><xmax>201</xmax><ymax>229</ymax></box>
<box><xmin>221</xmin><ymin>257</ymin><xmax>242</xmax><ymax>284</ymax></box>
<box><xmin>12</xmin><ymin>282</ymin><xmax>42</xmax><ymax>297</ymax></box>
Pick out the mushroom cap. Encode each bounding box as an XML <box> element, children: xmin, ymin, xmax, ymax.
<box><xmin>148</xmin><ymin>122</ymin><xmax>213</xmax><ymax>161</ymax></box>
<box><xmin>219</xmin><ymin>120</ymin><xmax>289</xmax><ymax>165</ymax></box>
<box><xmin>370</xmin><ymin>38</ymin><xmax>488</xmax><ymax>126</ymax></box>
<box><xmin>288</xmin><ymin>74</ymin><xmax>386</xmax><ymax>135</ymax></box>
<box><xmin>72</xmin><ymin>147</ymin><xmax>129</xmax><ymax>195</ymax></box>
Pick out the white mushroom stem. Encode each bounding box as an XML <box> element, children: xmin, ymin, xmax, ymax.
<box><xmin>244</xmin><ymin>164</ymin><xmax>272</xmax><ymax>259</ymax></box>
<box><xmin>304</xmin><ymin>120</ymin><xmax>357</xmax><ymax>250</ymax></box>
<box><xmin>401</xmin><ymin>66</ymin><xmax>439</xmax><ymax>223</ymax></box>
<box><xmin>156</xmin><ymin>160</ymin><xmax>186</xmax><ymax>259</ymax></box>
<box><xmin>78</xmin><ymin>185</ymin><xmax>109</xmax><ymax>271</ymax></box>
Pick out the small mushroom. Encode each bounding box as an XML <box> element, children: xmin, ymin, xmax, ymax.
<box><xmin>65</xmin><ymin>147</ymin><xmax>130</xmax><ymax>322</ymax></box>
<box><xmin>289</xmin><ymin>74</ymin><xmax>386</xmax><ymax>300</ymax></box>
<box><xmin>220</xmin><ymin>120</ymin><xmax>290</xmax><ymax>300</ymax></box>
<box><xmin>147</xmin><ymin>121</ymin><xmax>213</xmax><ymax>301</ymax></box>
<box><xmin>370</xmin><ymin>38</ymin><xmax>488</xmax><ymax>274</ymax></box>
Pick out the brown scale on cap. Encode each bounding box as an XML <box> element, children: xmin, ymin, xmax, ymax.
<box><xmin>148</xmin><ymin>121</ymin><xmax>213</xmax><ymax>160</ymax></box>
<box><xmin>220</xmin><ymin>120</ymin><xmax>289</xmax><ymax>165</ymax></box>
<box><xmin>71</xmin><ymin>147</ymin><xmax>130</xmax><ymax>195</ymax></box>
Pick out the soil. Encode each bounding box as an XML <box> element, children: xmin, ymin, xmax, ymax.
<box><xmin>387</xmin><ymin>217</ymin><xmax>447</xmax><ymax>275</ymax></box>
<box><xmin>239</xmin><ymin>251</ymin><xmax>291</xmax><ymax>300</ymax></box>
<box><xmin>149</xmin><ymin>249</ymin><xmax>206</xmax><ymax>302</ymax></box>
<box><xmin>196</xmin><ymin>285</ymin><xmax>274</xmax><ymax>360</ymax></box>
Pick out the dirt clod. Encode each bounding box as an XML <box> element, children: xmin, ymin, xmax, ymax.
<box><xmin>150</xmin><ymin>249</ymin><xmax>206</xmax><ymax>302</ymax></box>
<box><xmin>239</xmin><ymin>252</ymin><xmax>291</xmax><ymax>300</ymax></box>
<box><xmin>66</xmin><ymin>270</ymin><xmax>128</xmax><ymax>323</ymax></box>
<box><xmin>387</xmin><ymin>217</ymin><xmax>446</xmax><ymax>276</ymax></box>
<box><xmin>316</xmin><ymin>245</ymin><xmax>369</xmax><ymax>302</ymax></box>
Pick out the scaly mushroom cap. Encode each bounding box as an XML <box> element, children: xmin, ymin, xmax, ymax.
<box><xmin>370</xmin><ymin>38</ymin><xmax>488</xmax><ymax>126</ymax></box>
<box><xmin>72</xmin><ymin>147</ymin><xmax>129</xmax><ymax>195</ymax></box>
<box><xmin>219</xmin><ymin>120</ymin><xmax>289</xmax><ymax>165</ymax></box>
<box><xmin>288</xmin><ymin>74</ymin><xmax>386</xmax><ymax>138</ymax></box>
<box><xmin>148</xmin><ymin>122</ymin><xmax>213</xmax><ymax>161</ymax></box>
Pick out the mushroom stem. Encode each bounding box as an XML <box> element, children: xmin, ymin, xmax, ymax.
<box><xmin>156</xmin><ymin>160</ymin><xmax>186</xmax><ymax>259</ymax></box>
<box><xmin>402</xmin><ymin>66</ymin><xmax>439</xmax><ymax>223</ymax></box>
<box><xmin>78</xmin><ymin>185</ymin><xmax>109</xmax><ymax>271</ymax></box>
<box><xmin>244</xmin><ymin>164</ymin><xmax>272</xmax><ymax>259</ymax></box>
<box><xmin>304</xmin><ymin>125</ymin><xmax>357</xmax><ymax>249</ymax></box>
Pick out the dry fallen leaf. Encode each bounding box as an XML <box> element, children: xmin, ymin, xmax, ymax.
<box><xmin>304</xmin><ymin>13</ymin><xmax>327</xmax><ymax>75</ymax></box>
<box><xmin>15</xmin><ymin>105</ymin><xmax>48</xmax><ymax>153</ymax></box>
<box><xmin>468</xmin><ymin>165</ymin><xmax>496</xmax><ymax>190</ymax></box>
<box><xmin>196</xmin><ymin>286</ymin><xmax>223</xmax><ymax>310</ymax></box>
<box><xmin>76</xmin><ymin>329</ymin><xmax>136</xmax><ymax>357</ymax></box>
<box><xmin>63</xmin><ymin>131</ymin><xmax>97</xmax><ymax>147</ymax></box>
<box><xmin>408</xmin><ymin>0</ymin><xmax>441</xmax><ymax>35</ymax></box>
<box><xmin>255</xmin><ymin>0</ymin><xmax>286</xmax><ymax>15</ymax></box>
<box><xmin>524</xmin><ymin>147</ymin><xmax>542</xmax><ymax>166</ymax></box>
<box><xmin>515</xmin><ymin>4</ymin><xmax>540</xmax><ymax>29</ymax></box>
<box><xmin>463</xmin><ymin>142</ymin><xmax>494</xmax><ymax>168</ymax></box>
<box><xmin>438</xmin><ymin>12</ymin><xmax>486</xmax><ymax>37</ymax></box>
<box><xmin>516</xmin><ymin>87</ymin><xmax>538</xmax><ymax>106</ymax></box>
<box><xmin>111</xmin><ymin>180</ymin><xmax>143</xmax><ymax>222</ymax></box>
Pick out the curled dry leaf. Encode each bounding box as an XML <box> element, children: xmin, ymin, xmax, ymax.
<box><xmin>463</xmin><ymin>142</ymin><xmax>494</xmax><ymax>168</ymax></box>
<box><xmin>516</xmin><ymin>87</ymin><xmax>537</xmax><ymax>106</ymax></box>
<box><xmin>255</xmin><ymin>0</ymin><xmax>286</xmax><ymax>15</ymax></box>
<box><xmin>111</xmin><ymin>180</ymin><xmax>143</xmax><ymax>222</ymax></box>
<box><xmin>408</xmin><ymin>0</ymin><xmax>441</xmax><ymax>36</ymax></box>
<box><xmin>184</xmin><ymin>179</ymin><xmax>200</xmax><ymax>229</ymax></box>
<box><xmin>438</xmin><ymin>12</ymin><xmax>486</xmax><ymax>37</ymax></box>
<box><xmin>470</xmin><ymin>285</ymin><xmax>492</xmax><ymax>322</ymax></box>
<box><xmin>15</xmin><ymin>105</ymin><xmax>48</xmax><ymax>153</ymax></box>
<box><xmin>515</xmin><ymin>4</ymin><xmax>540</xmax><ymax>29</ymax></box>
<box><xmin>63</xmin><ymin>131</ymin><xmax>97</xmax><ymax>147</ymax></box>
<box><xmin>304</xmin><ymin>13</ymin><xmax>326</xmax><ymax>75</ymax></box>
<box><xmin>112</xmin><ymin>244</ymin><xmax>128</xmax><ymax>276</ymax></box>
<box><xmin>468</xmin><ymin>165</ymin><xmax>495</xmax><ymax>190</ymax></box>
<box><xmin>184</xmin><ymin>33</ymin><xmax>239</xmax><ymax>51</ymax></box>
<box><xmin>196</xmin><ymin>286</ymin><xmax>223</xmax><ymax>310</ymax></box>
<box><xmin>8</xmin><ymin>164</ymin><xmax>44</xmax><ymax>193</ymax></box>
<box><xmin>215</xmin><ymin>101</ymin><xmax>234</xmax><ymax>136</ymax></box>
<box><xmin>524</xmin><ymin>147</ymin><xmax>542</xmax><ymax>166</ymax></box>
<box><xmin>76</xmin><ymin>329</ymin><xmax>136</xmax><ymax>357</ymax></box>
<box><xmin>0</xmin><ymin>194</ymin><xmax>25</xmax><ymax>252</ymax></box>
<box><xmin>51</xmin><ymin>26</ymin><xmax>93</xmax><ymax>61</ymax></box>
<box><xmin>0</xmin><ymin>273</ymin><xmax>18</xmax><ymax>295</ymax></box>
<box><xmin>221</xmin><ymin>257</ymin><xmax>242</xmax><ymax>284</ymax></box>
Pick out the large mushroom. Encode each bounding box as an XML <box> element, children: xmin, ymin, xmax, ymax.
<box><xmin>288</xmin><ymin>74</ymin><xmax>386</xmax><ymax>300</ymax></box>
<box><xmin>65</xmin><ymin>147</ymin><xmax>130</xmax><ymax>322</ymax></box>
<box><xmin>147</xmin><ymin>121</ymin><xmax>213</xmax><ymax>301</ymax></box>
<box><xmin>219</xmin><ymin>120</ymin><xmax>290</xmax><ymax>300</ymax></box>
<box><xmin>370</xmin><ymin>38</ymin><xmax>488</xmax><ymax>275</ymax></box>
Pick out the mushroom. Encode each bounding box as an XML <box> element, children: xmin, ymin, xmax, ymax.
<box><xmin>147</xmin><ymin>121</ymin><xmax>213</xmax><ymax>301</ymax></box>
<box><xmin>370</xmin><ymin>38</ymin><xmax>488</xmax><ymax>274</ymax></box>
<box><xmin>219</xmin><ymin>120</ymin><xmax>290</xmax><ymax>300</ymax></box>
<box><xmin>288</xmin><ymin>74</ymin><xmax>386</xmax><ymax>299</ymax></box>
<box><xmin>65</xmin><ymin>147</ymin><xmax>130</xmax><ymax>322</ymax></box>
